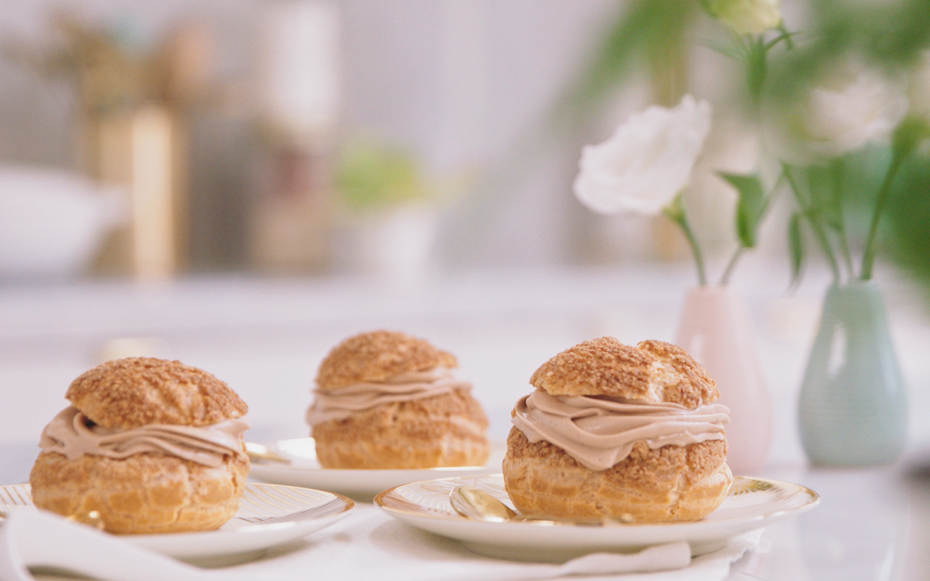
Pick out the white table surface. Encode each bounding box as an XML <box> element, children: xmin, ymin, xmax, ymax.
<box><xmin>1</xmin><ymin>263</ymin><xmax>929</xmax><ymax>579</ymax></box>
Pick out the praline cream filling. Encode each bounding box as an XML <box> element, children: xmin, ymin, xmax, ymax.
<box><xmin>512</xmin><ymin>389</ymin><xmax>729</xmax><ymax>471</ymax></box>
<box><xmin>306</xmin><ymin>367</ymin><xmax>471</xmax><ymax>426</ymax></box>
<box><xmin>39</xmin><ymin>406</ymin><xmax>249</xmax><ymax>468</ymax></box>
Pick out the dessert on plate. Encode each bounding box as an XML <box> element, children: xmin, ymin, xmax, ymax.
<box><xmin>502</xmin><ymin>337</ymin><xmax>731</xmax><ymax>522</ymax></box>
<box><xmin>29</xmin><ymin>357</ymin><xmax>250</xmax><ymax>534</ymax></box>
<box><xmin>306</xmin><ymin>330</ymin><xmax>490</xmax><ymax>469</ymax></box>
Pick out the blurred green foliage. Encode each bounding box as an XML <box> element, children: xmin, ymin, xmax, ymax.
<box><xmin>556</xmin><ymin>0</ymin><xmax>930</xmax><ymax>293</ymax></box>
<box><xmin>886</xmin><ymin>152</ymin><xmax>930</xmax><ymax>290</ymax></box>
<box><xmin>334</xmin><ymin>139</ymin><xmax>431</xmax><ymax>213</ymax></box>
<box><xmin>554</xmin><ymin>0</ymin><xmax>698</xmax><ymax>125</ymax></box>
<box><xmin>768</xmin><ymin>0</ymin><xmax>930</xmax><ymax>101</ymax></box>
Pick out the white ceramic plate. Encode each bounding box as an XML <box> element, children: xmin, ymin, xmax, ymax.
<box><xmin>0</xmin><ymin>482</ymin><xmax>354</xmax><ymax>566</ymax></box>
<box><xmin>247</xmin><ymin>438</ymin><xmax>505</xmax><ymax>501</ymax></box>
<box><xmin>375</xmin><ymin>474</ymin><xmax>819</xmax><ymax>562</ymax></box>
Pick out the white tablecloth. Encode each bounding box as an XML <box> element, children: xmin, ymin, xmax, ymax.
<box><xmin>6</xmin><ymin>502</ymin><xmax>762</xmax><ymax>581</ymax></box>
<box><xmin>2</xmin><ymin>267</ymin><xmax>929</xmax><ymax>579</ymax></box>
<box><xmin>220</xmin><ymin>505</ymin><xmax>760</xmax><ymax>581</ymax></box>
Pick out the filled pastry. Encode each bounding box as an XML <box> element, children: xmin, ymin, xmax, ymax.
<box><xmin>29</xmin><ymin>357</ymin><xmax>250</xmax><ymax>534</ymax></box>
<box><xmin>307</xmin><ymin>330</ymin><xmax>489</xmax><ymax>469</ymax></box>
<box><xmin>502</xmin><ymin>337</ymin><xmax>731</xmax><ymax>522</ymax></box>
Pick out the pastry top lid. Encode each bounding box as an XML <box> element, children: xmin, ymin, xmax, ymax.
<box><xmin>529</xmin><ymin>337</ymin><xmax>718</xmax><ymax>409</ymax></box>
<box><xmin>316</xmin><ymin>330</ymin><xmax>457</xmax><ymax>390</ymax></box>
<box><xmin>65</xmin><ymin>357</ymin><xmax>248</xmax><ymax>429</ymax></box>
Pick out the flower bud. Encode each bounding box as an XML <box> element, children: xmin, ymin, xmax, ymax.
<box><xmin>706</xmin><ymin>0</ymin><xmax>782</xmax><ymax>35</ymax></box>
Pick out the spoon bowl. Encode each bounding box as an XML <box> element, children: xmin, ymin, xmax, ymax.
<box><xmin>245</xmin><ymin>442</ymin><xmax>292</xmax><ymax>464</ymax></box>
<box><xmin>450</xmin><ymin>486</ymin><xmax>518</xmax><ymax>522</ymax></box>
<box><xmin>449</xmin><ymin>486</ymin><xmax>632</xmax><ymax>525</ymax></box>
<box><xmin>449</xmin><ymin>486</ymin><xmax>565</xmax><ymax>524</ymax></box>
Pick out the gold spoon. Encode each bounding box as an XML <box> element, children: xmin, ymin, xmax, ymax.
<box><xmin>449</xmin><ymin>486</ymin><xmax>633</xmax><ymax>524</ymax></box>
<box><xmin>449</xmin><ymin>486</ymin><xmax>521</xmax><ymax>522</ymax></box>
<box><xmin>245</xmin><ymin>442</ymin><xmax>292</xmax><ymax>464</ymax></box>
<box><xmin>449</xmin><ymin>486</ymin><xmax>569</xmax><ymax>524</ymax></box>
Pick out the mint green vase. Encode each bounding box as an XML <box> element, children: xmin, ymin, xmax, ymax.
<box><xmin>798</xmin><ymin>281</ymin><xmax>908</xmax><ymax>466</ymax></box>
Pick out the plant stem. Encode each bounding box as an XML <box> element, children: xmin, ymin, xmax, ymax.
<box><xmin>666</xmin><ymin>205</ymin><xmax>708</xmax><ymax>286</ymax></box>
<box><xmin>783</xmin><ymin>163</ymin><xmax>842</xmax><ymax>282</ymax></box>
<box><xmin>830</xmin><ymin>159</ymin><xmax>856</xmax><ymax>278</ymax></box>
<box><xmin>747</xmin><ymin>35</ymin><xmax>767</xmax><ymax>105</ymax></box>
<box><xmin>719</xmin><ymin>247</ymin><xmax>744</xmax><ymax>285</ymax></box>
<box><xmin>860</xmin><ymin>153</ymin><xmax>906</xmax><ymax>280</ymax></box>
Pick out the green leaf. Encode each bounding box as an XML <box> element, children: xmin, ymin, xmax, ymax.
<box><xmin>788</xmin><ymin>211</ymin><xmax>805</xmax><ymax>288</ymax></box>
<box><xmin>555</xmin><ymin>0</ymin><xmax>696</xmax><ymax>122</ymax></box>
<box><xmin>699</xmin><ymin>37</ymin><xmax>742</xmax><ymax>60</ymax></box>
<box><xmin>885</xmin><ymin>154</ymin><xmax>930</xmax><ymax>298</ymax></box>
<box><xmin>719</xmin><ymin>172</ymin><xmax>765</xmax><ymax>248</ymax></box>
<box><xmin>764</xmin><ymin>29</ymin><xmax>800</xmax><ymax>51</ymax></box>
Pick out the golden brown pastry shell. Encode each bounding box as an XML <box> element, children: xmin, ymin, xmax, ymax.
<box><xmin>311</xmin><ymin>389</ymin><xmax>489</xmax><ymax>469</ymax></box>
<box><xmin>66</xmin><ymin>357</ymin><xmax>248</xmax><ymax>429</ymax></box>
<box><xmin>502</xmin><ymin>427</ymin><xmax>731</xmax><ymax>523</ymax></box>
<box><xmin>530</xmin><ymin>338</ymin><xmax>718</xmax><ymax>409</ymax></box>
<box><xmin>315</xmin><ymin>330</ymin><xmax>458</xmax><ymax>391</ymax></box>
<box><xmin>29</xmin><ymin>450</ymin><xmax>249</xmax><ymax>534</ymax></box>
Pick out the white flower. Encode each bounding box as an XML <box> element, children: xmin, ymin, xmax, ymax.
<box><xmin>766</xmin><ymin>68</ymin><xmax>909</xmax><ymax>164</ymax></box>
<box><xmin>572</xmin><ymin>95</ymin><xmax>712</xmax><ymax>216</ymax></box>
<box><xmin>706</xmin><ymin>0</ymin><xmax>781</xmax><ymax>35</ymax></box>
<box><xmin>804</xmin><ymin>72</ymin><xmax>908</xmax><ymax>157</ymax></box>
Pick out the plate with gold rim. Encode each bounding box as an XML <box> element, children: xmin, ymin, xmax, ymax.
<box><xmin>374</xmin><ymin>474</ymin><xmax>819</xmax><ymax>562</ymax></box>
<box><xmin>247</xmin><ymin>438</ymin><xmax>505</xmax><ymax>501</ymax></box>
<box><xmin>0</xmin><ymin>482</ymin><xmax>354</xmax><ymax>566</ymax></box>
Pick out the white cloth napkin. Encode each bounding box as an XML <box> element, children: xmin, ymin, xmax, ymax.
<box><xmin>0</xmin><ymin>509</ymin><xmax>259</xmax><ymax>581</ymax></box>
<box><xmin>0</xmin><ymin>505</ymin><xmax>763</xmax><ymax>581</ymax></box>
<box><xmin>231</xmin><ymin>505</ymin><xmax>764</xmax><ymax>581</ymax></box>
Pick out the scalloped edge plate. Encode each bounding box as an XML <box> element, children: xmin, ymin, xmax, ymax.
<box><xmin>0</xmin><ymin>482</ymin><xmax>354</xmax><ymax>566</ymax></box>
<box><xmin>375</xmin><ymin>474</ymin><xmax>819</xmax><ymax>562</ymax></box>
<box><xmin>248</xmin><ymin>438</ymin><xmax>504</xmax><ymax>501</ymax></box>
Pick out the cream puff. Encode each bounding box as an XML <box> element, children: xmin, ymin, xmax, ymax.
<box><xmin>29</xmin><ymin>357</ymin><xmax>250</xmax><ymax>534</ymax></box>
<box><xmin>502</xmin><ymin>337</ymin><xmax>731</xmax><ymax>522</ymax></box>
<box><xmin>306</xmin><ymin>330</ymin><xmax>490</xmax><ymax>469</ymax></box>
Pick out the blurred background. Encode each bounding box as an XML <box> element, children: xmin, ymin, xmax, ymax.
<box><xmin>1</xmin><ymin>0</ymin><xmax>929</xmax><ymax>465</ymax></box>
<box><xmin>1</xmin><ymin>0</ymin><xmax>927</xmax><ymax>282</ymax></box>
<box><xmin>0</xmin><ymin>0</ymin><xmax>635</xmax><ymax>280</ymax></box>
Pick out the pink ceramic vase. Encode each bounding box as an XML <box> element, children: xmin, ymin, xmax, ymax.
<box><xmin>674</xmin><ymin>285</ymin><xmax>772</xmax><ymax>475</ymax></box>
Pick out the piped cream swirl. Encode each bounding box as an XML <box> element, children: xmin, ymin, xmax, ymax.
<box><xmin>512</xmin><ymin>389</ymin><xmax>729</xmax><ymax>471</ymax></box>
<box><xmin>39</xmin><ymin>406</ymin><xmax>249</xmax><ymax>468</ymax></box>
<box><xmin>306</xmin><ymin>368</ymin><xmax>471</xmax><ymax>426</ymax></box>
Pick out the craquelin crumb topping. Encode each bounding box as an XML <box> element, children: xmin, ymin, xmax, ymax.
<box><xmin>66</xmin><ymin>357</ymin><xmax>248</xmax><ymax>429</ymax></box>
<box><xmin>529</xmin><ymin>337</ymin><xmax>718</xmax><ymax>407</ymax></box>
<box><xmin>315</xmin><ymin>330</ymin><xmax>457</xmax><ymax>390</ymax></box>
